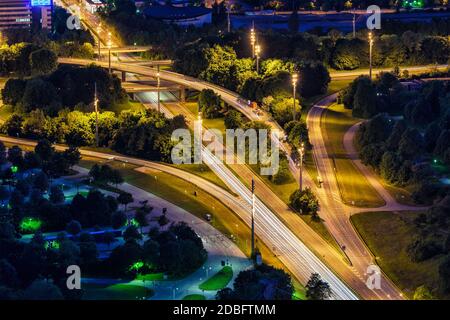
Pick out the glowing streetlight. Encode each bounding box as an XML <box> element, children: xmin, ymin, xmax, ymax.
<box><xmin>250</xmin><ymin>26</ymin><xmax>256</xmax><ymax>58</ymax></box>
<box><xmin>298</xmin><ymin>142</ymin><xmax>305</xmax><ymax>191</ymax></box>
<box><xmin>368</xmin><ymin>31</ymin><xmax>374</xmax><ymax>80</ymax></box>
<box><xmin>107</xmin><ymin>32</ymin><xmax>112</xmax><ymax>74</ymax></box>
<box><xmin>255</xmin><ymin>44</ymin><xmax>261</xmax><ymax>74</ymax></box>
<box><xmin>292</xmin><ymin>73</ymin><xmax>298</xmax><ymax>121</ymax></box>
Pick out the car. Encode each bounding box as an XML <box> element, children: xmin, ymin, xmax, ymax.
<box><xmin>204</xmin><ymin>214</ymin><xmax>212</xmax><ymax>222</ymax></box>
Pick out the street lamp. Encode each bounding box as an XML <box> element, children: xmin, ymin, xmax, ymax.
<box><xmin>107</xmin><ymin>32</ymin><xmax>112</xmax><ymax>74</ymax></box>
<box><xmin>250</xmin><ymin>27</ymin><xmax>256</xmax><ymax>58</ymax></box>
<box><xmin>298</xmin><ymin>142</ymin><xmax>305</xmax><ymax>191</ymax></box>
<box><xmin>291</xmin><ymin>73</ymin><xmax>298</xmax><ymax>121</ymax></box>
<box><xmin>368</xmin><ymin>31</ymin><xmax>374</xmax><ymax>80</ymax></box>
<box><xmin>255</xmin><ymin>44</ymin><xmax>261</xmax><ymax>74</ymax></box>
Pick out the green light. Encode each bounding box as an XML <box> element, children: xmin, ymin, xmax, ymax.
<box><xmin>11</xmin><ymin>166</ymin><xmax>18</xmax><ymax>173</ymax></box>
<box><xmin>130</xmin><ymin>219</ymin><xmax>139</xmax><ymax>227</ymax></box>
<box><xmin>129</xmin><ymin>261</ymin><xmax>144</xmax><ymax>272</ymax></box>
<box><xmin>45</xmin><ymin>240</ymin><xmax>60</xmax><ymax>250</ymax></box>
<box><xmin>20</xmin><ymin>217</ymin><xmax>42</xmax><ymax>233</ymax></box>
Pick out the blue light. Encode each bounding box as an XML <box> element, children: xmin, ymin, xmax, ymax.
<box><xmin>31</xmin><ymin>0</ymin><xmax>51</xmax><ymax>6</ymax></box>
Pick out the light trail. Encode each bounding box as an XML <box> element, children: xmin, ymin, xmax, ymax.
<box><xmin>201</xmin><ymin>147</ymin><xmax>359</xmax><ymax>300</ymax></box>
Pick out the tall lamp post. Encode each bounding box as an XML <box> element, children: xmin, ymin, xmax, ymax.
<box><xmin>368</xmin><ymin>31</ymin><xmax>374</xmax><ymax>80</ymax></box>
<box><xmin>226</xmin><ymin>0</ymin><xmax>231</xmax><ymax>33</ymax></box>
<box><xmin>292</xmin><ymin>73</ymin><xmax>298</xmax><ymax>121</ymax></box>
<box><xmin>352</xmin><ymin>10</ymin><xmax>356</xmax><ymax>38</ymax></box>
<box><xmin>298</xmin><ymin>142</ymin><xmax>305</xmax><ymax>191</ymax></box>
<box><xmin>250</xmin><ymin>26</ymin><xmax>256</xmax><ymax>58</ymax></box>
<box><xmin>107</xmin><ymin>32</ymin><xmax>112</xmax><ymax>74</ymax></box>
<box><xmin>255</xmin><ymin>44</ymin><xmax>261</xmax><ymax>74</ymax></box>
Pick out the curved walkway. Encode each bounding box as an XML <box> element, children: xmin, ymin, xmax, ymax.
<box><xmin>343</xmin><ymin>122</ymin><xmax>428</xmax><ymax>213</ymax></box>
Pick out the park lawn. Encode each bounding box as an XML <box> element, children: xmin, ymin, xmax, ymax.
<box><xmin>83</xmin><ymin>283</ymin><xmax>153</xmax><ymax>300</ymax></box>
<box><xmin>183</xmin><ymin>294</ymin><xmax>206</xmax><ymax>300</ymax></box>
<box><xmin>199</xmin><ymin>266</ymin><xmax>233</xmax><ymax>291</ymax></box>
<box><xmin>322</xmin><ymin>103</ymin><xmax>385</xmax><ymax>207</ymax></box>
<box><xmin>351</xmin><ymin>211</ymin><xmax>447</xmax><ymax>299</ymax></box>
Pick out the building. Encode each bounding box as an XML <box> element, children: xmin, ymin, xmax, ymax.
<box><xmin>84</xmin><ymin>0</ymin><xmax>104</xmax><ymax>14</ymax></box>
<box><xmin>144</xmin><ymin>5</ymin><xmax>212</xmax><ymax>26</ymax></box>
<box><xmin>0</xmin><ymin>0</ymin><xmax>32</xmax><ymax>29</ymax></box>
<box><xmin>0</xmin><ymin>0</ymin><xmax>52</xmax><ymax>30</ymax></box>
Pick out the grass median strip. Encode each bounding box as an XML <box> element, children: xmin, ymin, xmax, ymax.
<box><xmin>322</xmin><ymin>103</ymin><xmax>385</xmax><ymax>207</ymax></box>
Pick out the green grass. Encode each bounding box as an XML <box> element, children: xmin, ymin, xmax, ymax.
<box><xmin>83</xmin><ymin>283</ymin><xmax>153</xmax><ymax>300</ymax></box>
<box><xmin>199</xmin><ymin>266</ymin><xmax>233</xmax><ymax>291</ymax></box>
<box><xmin>183</xmin><ymin>294</ymin><xmax>206</xmax><ymax>300</ymax></box>
<box><xmin>0</xmin><ymin>104</ymin><xmax>13</xmax><ymax>123</ymax></box>
<box><xmin>136</xmin><ymin>273</ymin><xmax>165</xmax><ymax>281</ymax></box>
<box><xmin>351</xmin><ymin>211</ymin><xmax>448</xmax><ymax>299</ymax></box>
<box><xmin>322</xmin><ymin>103</ymin><xmax>385</xmax><ymax>207</ymax></box>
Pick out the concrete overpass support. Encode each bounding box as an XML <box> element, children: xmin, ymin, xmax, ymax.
<box><xmin>180</xmin><ymin>86</ymin><xmax>186</xmax><ymax>102</ymax></box>
<box><xmin>121</xmin><ymin>71</ymin><xmax>127</xmax><ymax>82</ymax></box>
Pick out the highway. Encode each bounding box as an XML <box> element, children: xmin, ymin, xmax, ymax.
<box><xmin>52</xmin><ymin>2</ymin><xmax>440</xmax><ymax>299</ymax></box>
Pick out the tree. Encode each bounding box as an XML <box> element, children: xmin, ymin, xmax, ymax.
<box><xmin>48</xmin><ymin>185</ymin><xmax>65</xmax><ymax>204</ymax></box>
<box><xmin>201</xmin><ymin>45</ymin><xmax>239</xmax><ymax>91</ymax></box>
<box><xmin>299</xmin><ymin>62</ymin><xmax>330</xmax><ymax>98</ymax></box>
<box><xmin>29</xmin><ymin>48</ymin><xmax>58</xmax><ymax>75</ymax></box>
<box><xmin>142</xmin><ymin>239</ymin><xmax>160</xmax><ymax>266</ymax></box>
<box><xmin>439</xmin><ymin>254</ymin><xmax>450</xmax><ymax>294</ymax></box>
<box><xmin>398</xmin><ymin>128</ymin><xmax>423</xmax><ymax>159</ymax></box>
<box><xmin>224</xmin><ymin>110</ymin><xmax>243</xmax><ymax>129</ymax></box>
<box><xmin>352</xmin><ymin>78</ymin><xmax>378</xmax><ymax>118</ymax></box>
<box><xmin>21</xmin><ymin>78</ymin><xmax>58</xmax><ymax>113</ymax></box>
<box><xmin>3</xmin><ymin>114</ymin><xmax>24</xmax><ymax>137</ymax></box>
<box><xmin>22</xmin><ymin>279</ymin><xmax>63</xmax><ymax>300</ymax></box>
<box><xmin>331</xmin><ymin>39</ymin><xmax>363</xmax><ymax>70</ymax></box>
<box><xmin>123</xmin><ymin>225</ymin><xmax>142</xmax><ymax>242</ymax></box>
<box><xmin>198</xmin><ymin>89</ymin><xmax>223</xmax><ymax>119</ymax></box>
<box><xmin>289</xmin><ymin>187</ymin><xmax>319</xmax><ymax>218</ymax></box>
<box><xmin>117</xmin><ymin>192</ymin><xmax>133</xmax><ymax>212</ymax></box>
<box><xmin>35</xmin><ymin>139</ymin><xmax>55</xmax><ymax>163</ymax></box>
<box><xmin>413</xmin><ymin>285</ymin><xmax>433</xmax><ymax>300</ymax></box>
<box><xmin>7</xmin><ymin>145</ymin><xmax>24</xmax><ymax>168</ymax></box>
<box><xmin>33</xmin><ymin>171</ymin><xmax>49</xmax><ymax>192</ymax></box>
<box><xmin>305</xmin><ymin>273</ymin><xmax>332</xmax><ymax>300</ymax></box>
<box><xmin>111</xmin><ymin>211</ymin><xmax>127</xmax><ymax>229</ymax></box>
<box><xmin>66</xmin><ymin>220</ymin><xmax>82</xmax><ymax>236</ymax></box>
<box><xmin>1</xmin><ymin>78</ymin><xmax>26</xmax><ymax>105</ymax></box>
<box><xmin>216</xmin><ymin>264</ymin><xmax>293</xmax><ymax>300</ymax></box>
<box><xmin>134</xmin><ymin>208</ymin><xmax>149</xmax><ymax>234</ymax></box>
